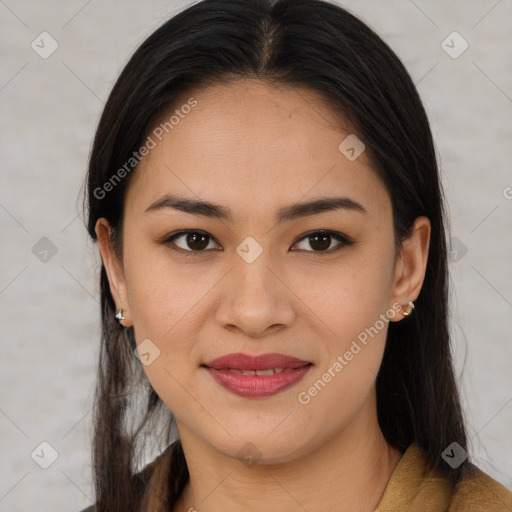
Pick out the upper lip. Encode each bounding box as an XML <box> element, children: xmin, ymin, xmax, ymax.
<box><xmin>204</xmin><ymin>352</ymin><xmax>312</xmax><ymax>371</ymax></box>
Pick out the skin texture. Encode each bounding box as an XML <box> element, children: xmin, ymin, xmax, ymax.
<box><xmin>96</xmin><ymin>79</ymin><xmax>431</xmax><ymax>512</ymax></box>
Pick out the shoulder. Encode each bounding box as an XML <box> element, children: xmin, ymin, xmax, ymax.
<box><xmin>78</xmin><ymin>507</ymin><xmax>94</xmax><ymax>512</ymax></box>
<box><xmin>448</xmin><ymin>463</ymin><xmax>512</xmax><ymax>511</ymax></box>
<box><xmin>375</xmin><ymin>442</ymin><xmax>512</xmax><ymax>511</ymax></box>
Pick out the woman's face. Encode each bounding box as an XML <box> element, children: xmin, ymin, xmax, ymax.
<box><xmin>97</xmin><ymin>79</ymin><xmax>430</xmax><ymax>464</ymax></box>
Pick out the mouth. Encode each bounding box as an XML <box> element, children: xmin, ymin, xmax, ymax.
<box><xmin>203</xmin><ymin>352</ymin><xmax>312</xmax><ymax>371</ymax></box>
<box><xmin>201</xmin><ymin>353</ymin><xmax>313</xmax><ymax>398</ymax></box>
<box><xmin>204</xmin><ymin>367</ymin><xmax>309</xmax><ymax>376</ymax></box>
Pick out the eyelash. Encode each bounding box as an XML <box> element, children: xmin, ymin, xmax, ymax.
<box><xmin>160</xmin><ymin>230</ymin><xmax>353</xmax><ymax>258</ymax></box>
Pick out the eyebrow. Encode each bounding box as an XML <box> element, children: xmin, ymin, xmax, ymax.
<box><xmin>144</xmin><ymin>193</ymin><xmax>366</xmax><ymax>223</ymax></box>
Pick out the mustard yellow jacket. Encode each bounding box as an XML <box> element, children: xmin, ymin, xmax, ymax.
<box><xmin>81</xmin><ymin>441</ymin><xmax>512</xmax><ymax>511</ymax></box>
<box><xmin>374</xmin><ymin>443</ymin><xmax>512</xmax><ymax>511</ymax></box>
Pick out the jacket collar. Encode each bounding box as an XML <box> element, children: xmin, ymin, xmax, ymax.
<box><xmin>139</xmin><ymin>440</ymin><xmax>512</xmax><ymax>511</ymax></box>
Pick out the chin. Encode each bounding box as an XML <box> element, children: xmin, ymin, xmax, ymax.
<box><xmin>209</xmin><ymin>431</ymin><xmax>314</xmax><ymax>467</ymax></box>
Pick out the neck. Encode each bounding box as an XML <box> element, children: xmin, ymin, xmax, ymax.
<box><xmin>172</xmin><ymin>394</ymin><xmax>402</xmax><ymax>512</ymax></box>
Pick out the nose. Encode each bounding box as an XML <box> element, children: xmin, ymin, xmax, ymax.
<box><xmin>215</xmin><ymin>249</ymin><xmax>296</xmax><ymax>338</ymax></box>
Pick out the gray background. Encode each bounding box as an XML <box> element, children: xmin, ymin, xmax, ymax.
<box><xmin>1</xmin><ymin>0</ymin><xmax>511</xmax><ymax>510</ymax></box>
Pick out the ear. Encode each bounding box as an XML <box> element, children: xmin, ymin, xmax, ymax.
<box><xmin>95</xmin><ymin>218</ymin><xmax>133</xmax><ymax>327</ymax></box>
<box><xmin>389</xmin><ymin>216</ymin><xmax>431</xmax><ymax>321</ymax></box>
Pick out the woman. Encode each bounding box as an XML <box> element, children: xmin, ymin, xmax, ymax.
<box><xmin>81</xmin><ymin>0</ymin><xmax>512</xmax><ymax>510</ymax></box>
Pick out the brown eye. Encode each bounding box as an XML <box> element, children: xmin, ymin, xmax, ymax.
<box><xmin>162</xmin><ymin>229</ymin><xmax>352</xmax><ymax>258</ymax></box>
<box><xmin>183</xmin><ymin>232</ymin><xmax>210</xmax><ymax>251</ymax></box>
<box><xmin>163</xmin><ymin>230</ymin><xmax>220</xmax><ymax>256</ymax></box>
<box><xmin>292</xmin><ymin>231</ymin><xmax>352</xmax><ymax>254</ymax></box>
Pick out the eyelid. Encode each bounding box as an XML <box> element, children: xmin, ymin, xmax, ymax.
<box><xmin>161</xmin><ymin>230</ymin><xmax>221</xmax><ymax>257</ymax></box>
<box><xmin>160</xmin><ymin>229</ymin><xmax>353</xmax><ymax>257</ymax></box>
<box><xmin>292</xmin><ymin>230</ymin><xmax>353</xmax><ymax>255</ymax></box>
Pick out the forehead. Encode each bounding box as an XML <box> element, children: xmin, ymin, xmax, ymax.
<box><xmin>124</xmin><ymin>79</ymin><xmax>391</xmax><ymax>221</ymax></box>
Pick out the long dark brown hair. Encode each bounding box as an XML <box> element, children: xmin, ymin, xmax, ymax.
<box><xmin>83</xmin><ymin>0</ymin><xmax>469</xmax><ymax>509</ymax></box>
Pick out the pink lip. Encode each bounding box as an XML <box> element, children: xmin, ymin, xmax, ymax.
<box><xmin>203</xmin><ymin>352</ymin><xmax>312</xmax><ymax>398</ymax></box>
<box><xmin>204</xmin><ymin>352</ymin><xmax>311</xmax><ymax>370</ymax></box>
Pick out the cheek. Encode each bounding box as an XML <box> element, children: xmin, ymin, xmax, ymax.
<box><xmin>294</xmin><ymin>290</ymin><xmax>390</xmax><ymax>441</ymax></box>
<box><xmin>297</xmin><ymin>246</ymin><xmax>395</xmax><ymax>340</ymax></box>
<box><xmin>121</xmin><ymin>244</ymin><xmax>207</xmax><ymax>405</ymax></box>
<box><xmin>123</xmin><ymin>239</ymin><xmax>211</xmax><ymax>339</ymax></box>
<box><xmin>293</xmin><ymin>246</ymin><xmax>394</xmax><ymax>405</ymax></box>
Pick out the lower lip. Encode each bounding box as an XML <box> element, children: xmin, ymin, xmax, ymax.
<box><xmin>204</xmin><ymin>365</ymin><xmax>312</xmax><ymax>398</ymax></box>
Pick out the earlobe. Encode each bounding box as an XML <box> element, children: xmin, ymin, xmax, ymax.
<box><xmin>389</xmin><ymin>216</ymin><xmax>431</xmax><ymax>321</ymax></box>
<box><xmin>95</xmin><ymin>218</ymin><xmax>132</xmax><ymax>327</ymax></box>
